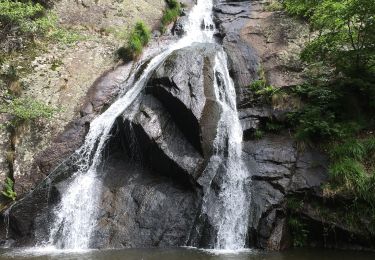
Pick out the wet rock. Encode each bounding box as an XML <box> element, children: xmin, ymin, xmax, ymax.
<box><xmin>92</xmin><ymin>155</ymin><xmax>201</xmax><ymax>248</ymax></box>
<box><xmin>289</xmin><ymin>148</ymin><xmax>328</xmax><ymax>193</ymax></box>
<box><xmin>173</xmin><ymin>16</ymin><xmax>189</xmax><ymax>36</ymax></box>
<box><xmin>243</xmin><ymin>134</ymin><xmax>328</xmax><ymax>249</ymax></box>
<box><xmin>121</xmin><ymin>96</ymin><xmax>205</xmax><ymax>181</ymax></box>
<box><xmin>213</xmin><ymin>1</ymin><xmax>259</xmax><ymax>103</ymax></box>
<box><xmin>0</xmin><ymin>43</ymin><xmax>226</xmax><ymax>249</ymax></box>
<box><xmin>146</xmin><ymin>43</ymin><xmax>222</xmax><ymax>155</ymax></box>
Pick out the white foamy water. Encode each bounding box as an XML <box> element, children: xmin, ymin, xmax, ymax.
<box><xmin>200</xmin><ymin>51</ymin><xmax>250</xmax><ymax>250</ymax></box>
<box><xmin>46</xmin><ymin>0</ymin><xmax>216</xmax><ymax>250</ymax></box>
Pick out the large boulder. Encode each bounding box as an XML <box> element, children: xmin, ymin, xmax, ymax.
<box><xmin>243</xmin><ymin>134</ymin><xmax>328</xmax><ymax>250</ymax></box>
<box><xmin>0</xmin><ymin>43</ymin><xmax>227</xmax><ymax>248</ymax></box>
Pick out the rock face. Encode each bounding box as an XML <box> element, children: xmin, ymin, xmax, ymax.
<box><xmin>1</xmin><ymin>0</ymin><xmax>372</xmax><ymax>252</ymax></box>
<box><xmin>0</xmin><ymin>0</ymin><xmax>167</xmax><ymax>197</ymax></box>
<box><xmin>213</xmin><ymin>0</ymin><xmax>259</xmax><ymax>102</ymax></box>
<box><xmin>243</xmin><ymin>135</ymin><xmax>328</xmax><ymax>250</ymax></box>
<box><xmin>0</xmin><ymin>43</ymin><xmax>227</xmax><ymax>248</ymax></box>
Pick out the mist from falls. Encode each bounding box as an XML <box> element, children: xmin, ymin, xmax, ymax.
<box><xmin>45</xmin><ymin>0</ymin><xmax>249</xmax><ymax>251</ymax></box>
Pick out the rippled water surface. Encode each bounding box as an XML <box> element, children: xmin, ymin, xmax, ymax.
<box><xmin>0</xmin><ymin>248</ymin><xmax>374</xmax><ymax>260</ymax></box>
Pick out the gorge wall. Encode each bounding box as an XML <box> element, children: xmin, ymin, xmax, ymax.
<box><xmin>1</xmin><ymin>0</ymin><xmax>374</xmax><ymax>252</ymax></box>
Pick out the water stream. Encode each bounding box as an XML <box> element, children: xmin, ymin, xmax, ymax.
<box><xmin>212</xmin><ymin>51</ymin><xmax>250</xmax><ymax>250</ymax></box>
<box><xmin>46</xmin><ymin>0</ymin><xmax>217</xmax><ymax>250</ymax></box>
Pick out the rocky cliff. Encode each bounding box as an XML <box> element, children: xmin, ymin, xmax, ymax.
<box><xmin>0</xmin><ymin>0</ymin><xmax>373</xmax><ymax>251</ymax></box>
<box><xmin>0</xmin><ymin>0</ymin><xmax>167</xmax><ymax>197</ymax></box>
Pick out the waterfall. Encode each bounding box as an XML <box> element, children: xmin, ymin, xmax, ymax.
<box><xmin>46</xmin><ymin>0</ymin><xmax>215</xmax><ymax>250</ymax></box>
<box><xmin>199</xmin><ymin>51</ymin><xmax>250</xmax><ymax>250</ymax></box>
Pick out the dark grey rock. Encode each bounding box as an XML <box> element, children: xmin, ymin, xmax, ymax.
<box><xmin>146</xmin><ymin>43</ymin><xmax>222</xmax><ymax>156</ymax></box>
<box><xmin>289</xmin><ymin>148</ymin><xmax>328</xmax><ymax>192</ymax></box>
<box><xmin>91</xmin><ymin>155</ymin><xmax>200</xmax><ymax>248</ymax></box>
<box><xmin>213</xmin><ymin>1</ymin><xmax>259</xmax><ymax>103</ymax></box>
<box><xmin>173</xmin><ymin>16</ymin><xmax>189</xmax><ymax>36</ymax></box>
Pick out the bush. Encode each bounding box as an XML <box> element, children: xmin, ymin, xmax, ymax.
<box><xmin>124</xmin><ymin>21</ymin><xmax>151</xmax><ymax>59</ymax></box>
<box><xmin>1</xmin><ymin>177</ymin><xmax>16</xmax><ymax>201</ymax></box>
<box><xmin>0</xmin><ymin>97</ymin><xmax>57</xmax><ymax>127</ymax></box>
<box><xmin>327</xmin><ymin>137</ymin><xmax>375</xmax><ymax>206</ymax></box>
<box><xmin>160</xmin><ymin>0</ymin><xmax>181</xmax><ymax>32</ymax></box>
<box><xmin>284</xmin><ymin>0</ymin><xmax>375</xmax><ymax>75</ymax></box>
<box><xmin>265</xmin><ymin>0</ymin><xmax>283</xmax><ymax>11</ymax></box>
<box><xmin>329</xmin><ymin>158</ymin><xmax>366</xmax><ymax>189</ymax></box>
<box><xmin>249</xmin><ymin>79</ymin><xmax>277</xmax><ymax>103</ymax></box>
<box><xmin>0</xmin><ymin>0</ymin><xmax>82</xmax><ymax>52</ymax></box>
<box><xmin>283</xmin><ymin>0</ymin><xmax>321</xmax><ymax>17</ymax></box>
<box><xmin>288</xmin><ymin>217</ymin><xmax>309</xmax><ymax>247</ymax></box>
<box><xmin>0</xmin><ymin>0</ymin><xmax>50</xmax><ymax>36</ymax></box>
<box><xmin>286</xmin><ymin>80</ymin><xmax>373</xmax><ymax>141</ymax></box>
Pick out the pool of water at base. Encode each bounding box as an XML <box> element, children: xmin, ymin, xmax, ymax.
<box><xmin>0</xmin><ymin>247</ymin><xmax>374</xmax><ymax>260</ymax></box>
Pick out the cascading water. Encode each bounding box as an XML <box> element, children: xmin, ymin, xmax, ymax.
<box><xmin>46</xmin><ymin>0</ymin><xmax>215</xmax><ymax>250</ymax></box>
<box><xmin>206</xmin><ymin>51</ymin><xmax>250</xmax><ymax>250</ymax></box>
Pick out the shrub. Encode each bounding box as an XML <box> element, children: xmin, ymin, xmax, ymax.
<box><xmin>288</xmin><ymin>217</ymin><xmax>309</xmax><ymax>247</ymax></box>
<box><xmin>265</xmin><ymin>0</ymin><xmax>283</xmax><ymax>11</ymax></box>
<box><xmin>249</xmin><ymin>79</ymin><xmax>277</xmax><ymax>103</ymax></box>
<box><xmin>160</xmin><ymin>0</ymin><xmax>181</xmax><ymax>32</ymax></box>
<box><xmin>329</xmin><ymin>158</ymin><xmax>366</xmax><ymax>189</ymax></box>
<box><xmin>1</xmin><ymin>177</ymin><xmax>16</xmax><ymax>201</ymax></box>
<box><xmin>0</xmin><ymin>0</ymin><xmax>50</xmax><ymax>36</ymax></box>
<box><xmin>0</xmin><ymin>97</ymin><xmax>57</xmax><ymax>127</ymax></box>
<box><xmin>327</xmin><ymin>137</ymin><xmax>375</xmax><ymax>206</ymax></box>
<box><xmin>330</xmin><ymin>139</ymin><xmax>366</xmax><ymax>161</ymax></box>
<box><xmin>284</xmin><ymin>0</ymin><xmax>375</xmax><ymax>75</ymax></box>
<box><xmin>254</xmin><ymin>129</ymin><xmax>264</xmax><ymax>139</ymax></box>
<box><xmin>124</xmin><ymin>21</ymin><xmax>151</xmax><ymax>59</ymax></box>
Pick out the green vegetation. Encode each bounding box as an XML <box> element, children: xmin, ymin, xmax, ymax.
<box><xmin>286</xmin><ymin>197</ymin><xmax>309</xmax><ymax>247</ymax></box>
<box><xmin>0</xmin><ymin>0</ymin><xmax>48</xmax><ymax>37</ymax></box>
<box><xmin>249</xmin><ymin>79</ymin><xmax>277</xmax><ymax>103</ymax></box>
<box><xmin>249</xmin><ymin>66</ymin><xmax>278</xmax><ymax>104</ymax></box>
<box><xmin>279</xmin><ymin>0</ymin><xmax>375</xmax><ymax>142</ymax></box>
<box><xmin>160</xmin><ymin>0</ymin><xmax>182</xmax><ymax>33</ymax></box>
<box><xmin>0</xmin><ymin>0</ymin><xmax>82</xmax><ymax>55</ymax></box>
<box><xmin>1</xmin><ymin>177</ymin><xmax>16</xmax><ymax>201</ymax></box>
<box><xmin>265</xmin><ymin>0</ymin><xmax>283</xmax><ymax>11</ymax></box>
<box><xmin>274</xmin><ymin>0</ymin><xmax>375</xmax><ymax>247</ymax></box>
<box><xmin>128</xmin><ymin>21</ymin><xmax>151</xmax><ymax>57</ymax></box>
<box><xmin>328</xmin><ymin>137</ymin><xmax>375</xmax><ymax>206</ymax></box>
<box><xmin>288</xmin><ymin>217</ymin><xmax>309</xmax><ymax>247</ymax></box>
<box><xmin>284</xmin><ymin>0</ymin><xmax>375</xmax><ymax>75</ymax></box>
<box><xmin>117</xmin><ymin>21</ymin><xmax>151</xmax><ymax>61</ymax></box>
<box><xmin>0</xmin><ymin>97</ymin><xmax>57</xmax><ymax>128</ymax></box>
<box><xmin>254</xmin><ymin>129</ymin><xmax>264</xmax><ymax>139</ymax></box>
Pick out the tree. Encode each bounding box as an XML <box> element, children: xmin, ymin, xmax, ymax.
<box><xmin>299</xmin><ymin>0</ymin><xmax>375</xmax><ymax>75</ymax></box>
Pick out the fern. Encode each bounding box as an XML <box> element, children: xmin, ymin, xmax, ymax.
<box><xmin>2</xmin><ymin>177</ymin><xmax>17</xmax><ymax>201</ymax></box>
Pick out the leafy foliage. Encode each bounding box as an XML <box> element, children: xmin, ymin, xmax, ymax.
<box><xmin>1</xmin><ymin>177</ymin><xmax>16</xmax><ymax>201</ymax></box>
<box><xmin>0</xmin><ymin>0</ymin><xmax>45</xmax><ymax>32</ymax></box>
<box><xmin>327</xmin><ymin>137</ymin><xmax>375</xmax><ymax>206</ymax></box>
<box><xmin>0</xmin><ymin>0</ymin><xmax>82</xmax><ymax>53</ymax></box>
<box><xmin>119</xmin><ymin>21</ymin><xmax>151</xmax><ymax>60</ymax></box>
<box><xmin>286</xmin><ymin>78</ymin><xmax>375</xmax><ymax>141</ymax></box>
<box><xmin>0</xmin><ymin>97</ymin><xmax>57</xmax><ymax>127</ymax></box>
<box><xmin>283</xmin><ymin>0</ymin><xmax>322</xmax><ymax>17</ymax></box>
<box><xmin>280</xmin><ymin>0</ymin><xmax>375</xmax><ymax>245</ymax></box>
<box><xmin>288</xmin><ymin>217</ymin><xmax>309</xmax><ymax>247</ymax></box>
<box><xmin>284</xmin><ymin>0</ymin><xmax>375</xmax><ymax>75</ymax></box>
<box><xmin>161</xmin><ymin>0</ymin><xmax>181</xmax><ymax>33</ymax></box>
